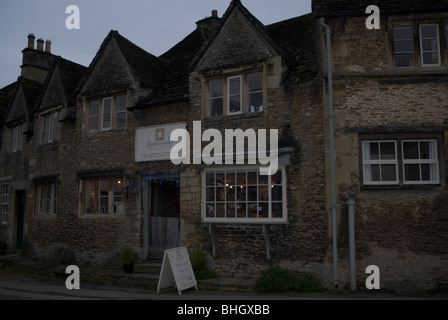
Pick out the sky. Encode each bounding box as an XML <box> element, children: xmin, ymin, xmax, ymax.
<box><xmin>0</xmin><ymin>0</ymin><xmax>312</xmax><ymax>89</ymax></box>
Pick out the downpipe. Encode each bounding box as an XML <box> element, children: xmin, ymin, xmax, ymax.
<box><xmin>319</xmin><ymin>18</ymin><xmax>338</xmax><ymax>289</ymax></box>
<box><xmin>346</xmin><ymin>194</ymin><xmax>356</xmax><ymax>291</ymax></box>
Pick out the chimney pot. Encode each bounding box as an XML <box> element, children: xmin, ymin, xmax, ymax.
<box><xmin>36</xmin><ymin>38</ymin><xmax>44</xmax><ymax>51</ymax></box>
<box><xmin>212</xmin><ymin>10</ymin><xmax>218</xmax><ymax>17</ymax></box>
<box><xmin>27</xmin><ymin>33</ymin><xmax>35</xmax><ymax>49</ymax></box>
<box><xmin>45</xmin><ymin>40</ymin><xmax>52</xmax><ymax>53</ymax></box>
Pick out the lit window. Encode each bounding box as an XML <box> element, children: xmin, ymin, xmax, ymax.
<box><xmin>83</xmin><ymin>177</ymin><xmax>124</xmax><ymax>214</ymax></box>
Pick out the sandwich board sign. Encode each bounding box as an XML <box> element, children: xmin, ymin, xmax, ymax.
<box><xmin>157</xmin><ymin>246</ymin><xmax>198</xmax><ymax>295</ymax></box>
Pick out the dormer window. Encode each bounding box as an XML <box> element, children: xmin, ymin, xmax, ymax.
<box><xmin>86</xmin><ymin>94</ymin><xmax>127</xmax><ymax>133</ymax></box>
<box><xmin>3</xmin><ymin>123</ymin><xmax>24</xmax><ymax>153</ymax></box>
<box><xmin>207</xmin><ymin>71</ymin><xmax>264</xmax><ymax>118</ymax></box>
<box><xmin>39</xmin><ymin>110</ymin><xmax>61</xmax><ymax>144</ymax></box>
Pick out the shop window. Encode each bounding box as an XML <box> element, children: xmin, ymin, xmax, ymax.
<box><xmin>82</xmin><ymin>177</ymin><xmax>124</xmax><ymax>214</ymax></box>
<box><xmin>86</xmin><ymin>94</ymin><xmax>127</xmax><ymax>133</ymax></box>
<box><xmin>1</xmin><ymin>185</ymin><xmax>9</xmax><ymax>225</ymax></box>
<box><xmin>202</xmin><ymin>166</ymin><xmax>286</xmax><ymax>223</ymax></box>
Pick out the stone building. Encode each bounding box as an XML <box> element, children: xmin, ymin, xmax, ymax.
<box><xmin>0</xmin><ymin>0</ymin><xmax>447</xmax><ymax>290</ymax></box>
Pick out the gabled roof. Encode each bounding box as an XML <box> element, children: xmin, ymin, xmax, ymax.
<box><xmin>77</xmin><ymin>30</ymin><xmax>166</xmax><ymax>95</ymax></box>
<box><xmin>191</xmin><ymin>0</ymin><xmax>286</xmax><ymax>71</ymax></box>
<box><xmin>39</xmin><ymin>56</ymin><xmax>86</xmax><ymax>111</ymax></box>
<box><xmin>313</xmin><ymin>0</ymin><xmax>448</xmax><ymax>17</ymax></box>
<box><xmin>0</xmin><ymin>82</ymin><xmax>18</xmax><ymax>127</ymax></box>
<box><xmin>131</xmin><ymin>23</ymin><xmax>217</xmax><ymax>109</ymax></box>
<box><xmin>5</xmin><ymin>76</ymin><xmax>44</xmax><ymax>125</ymax></box>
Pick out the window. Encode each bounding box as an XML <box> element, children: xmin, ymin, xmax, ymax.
<box><xmin>446</xmin><ymin>25</ymin><xmax>448</xmax><ymax>55</ymax></box>
<box><xmin>6</xmin><ymin>123</ymin><xmax>24</xmax><ymax>153</ymax></box>
<box><xmin>402</xmin><ymin>140</ymin><xmax>439</xmax><ymax>184</ymax></box>
<box><xmin>40</xmin><ymin>111</ymin><xmax>60</xmax><ymax>144</ymax></box>
<box><xmin>36</xmin><ymin>182</ymin><xmax>58</xmax><ymax>215</ymax></box>
<box><xmin>362</xmin><ymin>141</ymin><xmax>399</xmax><ymax>185</ymax></box>
<box><xmin>228</xmin><ymin>76</ymin><xmax>242</xmax><ymax>115</ymax></box>
<box><xmin>420</xmin><ymin>24</ymin><xmax>441</xmax><ymax>66</ymax></box>
<box><xmin>361</xmin><ymin>138</ymin><xmax>441</xmax><ymax>186</ymax></box>
<box><xmin>209</xmin><ymin>79</ymin><xmax>223</xmax><ymax>118</ymax></box>
<box><xmin>83</xmin><ymin>177</ymin><xmax>124</xmax><ymax>214</ymax></box>
<box><xmin>207</xmin><ymin>71</ymin><xmax>263</xmax><ymax>118</ymax></box>
<box><xmin>202</xmin><ymin>167</ymin><xmax>286</xmax><ymax>223</ymax></box>
<box><xmin>394</xmin><ymin>26</ymin><xmax>415</xmax><ymax>68</ymax></box>
<box><xmin>1</xmin><ymin>185</ymin><xmax>8</xmax><ymax>225</ymax></box>
<box><xmin>393</xmin><ymin>24</ymin><xmax>443</xmax><ymax>68</ymax></box>
<box><xmin>86</xmin><ymin>94</ymin><xmax>127</xmax><ymax>133</ymax></box>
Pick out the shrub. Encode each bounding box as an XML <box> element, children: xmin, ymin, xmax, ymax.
<box><xmin>295</xmin><ymin>272</ymin><xmax>324</xmax><ymax>293</ymax></box>
<box><xmin>191</xmin><ymin>248</ymin><xmax>207</xmax><ymax>271</ymax></box>
<box><xmin>256</xmin><ymin>265</ymin><xmax>294</xmax><ymax>293</ymax></box>
<box><xmin>120</xmin><ymin>247</ymin><xmax>133</xmax><ymax>265</ymax></box>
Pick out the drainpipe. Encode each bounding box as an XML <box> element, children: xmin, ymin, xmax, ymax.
<box><xmin>346</xmin><ymin>194</ymin><xmax>356</xmax><ymax>291</ymax></box>
<box><xmin>319</xmin><ymin>17</ymin><xmax>338</xmax><ymax>289</ymax></box>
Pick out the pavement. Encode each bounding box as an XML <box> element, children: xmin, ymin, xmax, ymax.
<box><xmin>1</xmin><ymin>253</ymin><xmax>447</xmax><ymax>300</ymax></box>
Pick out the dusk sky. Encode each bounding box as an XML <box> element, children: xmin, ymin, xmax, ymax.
<box><xmin>0</xmin><ymin>0</ymin><xmax>312</xmax><ymax>88</ymax></box>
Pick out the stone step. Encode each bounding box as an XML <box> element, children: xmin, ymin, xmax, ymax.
<box><xmin>133</xmin><ymin>261</ymin><xmax>162</xmax><ymax>274</ymax></box>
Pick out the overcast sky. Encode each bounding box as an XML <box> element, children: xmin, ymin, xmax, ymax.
<box><xmin>0</xmin><ymin>0</ymin><xmax>312</xmax><ymax>89</ymax></box>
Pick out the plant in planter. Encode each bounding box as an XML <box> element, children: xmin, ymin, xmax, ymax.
<box><xmin>120</xmin><ymin>246</ymin><xmax>134</xmax><ymax>273</ymax></box>
<box><xmin>0</xmin><ymin>240</ymin><xmax>6</xmax><ymax>255</ymax></box>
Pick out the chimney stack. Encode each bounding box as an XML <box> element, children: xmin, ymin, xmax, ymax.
<box><xmin>27</xmin><ymin>33</ymin><xmax>35</xmax><ymax>49</ymax></box>
<box><xmin>36</xmin><ymin>38</ymin><xmax>44</xmax><ymax>51</ymax></box>
<box><xmin>45</xmin><ymin>40</ymin><xmax>52</xmax><ymax>53</ymax></box>
<box><xmin>212</xmin><ymin>10</ymin><xmax>218</xmax><ymax>17</ymax></box>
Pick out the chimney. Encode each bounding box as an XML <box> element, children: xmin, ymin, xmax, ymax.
<box><xmin>36</xmin><ymin>38</ymin><xmax>44</xmax><ymax>51</ymax></box>
<box><xmin>45</xmin><ymin>40</ymin><xmax>52</xmax><ymax>53</ymax></box>
<box><xmin>27</xmin><ymin>33</ymin><xmax>35</xmax><ymax>49</ymax></box>
<box><xmin>196</xmin><ymin>10</ymin><xmax>220</xmax><ymax>30</ymax></box>
<box><xmin>212</xmin><ymin>10</ymin><xmax>218</xmax><ymax>17</ymax></box>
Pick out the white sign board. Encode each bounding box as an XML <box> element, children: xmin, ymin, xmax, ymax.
<box><xmin>135</xmin><ymin>122</ymin><xmax>187</xmax><ymax>162</ymax></box>
<box><xmin>157</xmin><ymin>247</ymin><xmax>198</xmax><ymax>295</ymax></box>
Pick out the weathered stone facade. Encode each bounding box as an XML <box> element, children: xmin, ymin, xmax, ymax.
<box><xmin>1</xmin><ymin>0</ymin><xmax>447</xmax><ymax>291</ymax></box>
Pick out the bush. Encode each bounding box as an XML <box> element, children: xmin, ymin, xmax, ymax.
<box><xmin>256</xmin><ymin>265</ymin><xmax>294</xmax><ymax>293</ymax></box>
<box><xmin>190</xmin><ymin>248</ymin><xmax>207</xmax><ymax>271</ymax></box>
<box><xmin>295</xmin><ymin>272</ymin><xmax>324</xmax><ymax>293</ymax></box>
<box><xmin>120</xmin><ymin>247</ymin><xmax>133</xmax><ymax>265</ymax></box>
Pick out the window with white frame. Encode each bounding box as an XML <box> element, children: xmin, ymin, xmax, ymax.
<box><xmin>1</xmin><ymin>185</ymin><xmax>9</xmax><ymax>225</ymax></box>
<box><xmin>87</xmin><ymin>94</ymin><xmax>127</xmax><ymax>133</ymax></box>
<box><xmin>82</xmin><ymin>177</ymin><xmax>124</xmax><ymax>214</ymax></box>
<box><xmin>207</xmin><ymin>71</ymin><xmax>263</xmax><ymax>118</ymax></box>
<box><xmin>362</xmin><ymin>138</ymin><xmax>441</xmax><ymax>186</ymax></box>
<box><xmin>402</xmin><ymin>140</ymin><xmax>439</xmax><ymax>184</ymax></box>
<box><xmin>36</xmin><ymin>182</ymin><xmax>58</xmax><ymax>215</ymax></box>
<box><xmin>202</xmin><ymin>167</ymin><xmax>286</xmax><ymax>223</ymax></box>
<box><xmin>393</xmin><ymin>24</ymin><xmax>443</xmax><ymax>68</ymax></box>
<box><xmin>362</xmin><ymin>141</ymin><xmax>399</xmax><ymax>185</ymax></box>
<box><xmin>420</xmin><ymin>24</ymin><xmax>441</xmax><ymax>67</ymax></box>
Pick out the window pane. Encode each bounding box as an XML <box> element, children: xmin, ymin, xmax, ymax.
<box><xmin>394</xmin><ymin>26</ymin><xmax>414</xmax><ymax>68</ymax></box>
<box><xmin>395</xmin><ymin>53</ymin><xmax>414</xmax><ymax>68</ymax></box>
<box><xmin>370</xmin><ymin>164</ymin><xmax>380</xmax><ymax>181</ymax></box>
<box><xmin>259</xmin><ymin>186</ymin><xmax>269</xmax><ymax>201</ymax></box>
<box><xmin>209</xmin><ymin>79</ymin><xmax>223</xmax><ymax>98</ymax></box>
<box><xmin>102</xmin><ymin>98</ymin><xmax>112</xmax><ymax>130</ymax></box>
<box><xmin>422</xmin><ymin>52</ymin><xmax>439</xmax><ymax>65</ymax></box>
<box><xmin>206</xmin><ymin>172</ymin><xmax>215</xmax><ymax>186</ymax></box>
<box><xmin>421</xmin><ymin>164</ymin><xmax>431</xmax><ymax>181</ymax></box>
<box><xmin>381</xmin><ymin>164</ymin><xmax>397</xmax><ymax>181</ymax></box>
<box><xmin>249</xmin><ymin>92</ymin><xmax>263</xmax><ymax>113</ymax></box>
<box><xmin>116</xmin><ymin>95</ymin><xmax>126</xmax><ymax>129</ymax></box>
<box><xmin>85</xmin><ymin>181</ymin><xmax>96</xmax><ymax>214</ymax></box>
<box><xmin>395</xmin><ymin>40</ymin><xmax>414</xmax><ymax>52</ymax></box>
<box><xmin>272</xmin><ymin>202</ymin><xmax>283</xmax><ymax>218</ymax></box>
<box><xmin>206</xmin><ymin>204</ymin><xmax>215</xmax><ymax>217</ymax></box>
<box><xmin>369</xmin><ymin>142</ymin><xmax>379</xmax><ymax>160</ymax></box>
<box><xmin>229</xmin><ymin>77</ymin><xmax>241</xmax><ymax>95</ymax></box>
<box><xmin>380</xmin><ymin>142</ymin><xmax>396</xmax><ymax>160</ymax></box>
<box><xmin>248</xmin><ymin>72</ymin><xmax>262</xmax><ymax>92</ymax></box>
<box><xmin>237</xmin><ymin>186</ymin><xmax>246</xmax><ymax>201</ymax></box>
<box><xmin>272</xmin><ymin>185</ymin><xmax>282</xmax><ymax>201</ymax></box>
<box><xmin>248</xmin><ymin>186</ymin><xmax>257</xmax><ymax>201</ymax></box>
<box><xmin>237</xmin><ymin>203</ymin><xmax>246</xmax><ymax>218</ymax></box>
<box><xmin>405</xmin><ymin>164</ymin><xmax>420</xmax><ymax>181</ymax></box>
<box><xmin>420</xmin><ymin>25</ymin><xmax>437</xmax><ymax>38</ymax></box>
<box><xmin>88</xmin><ymin>100</ymin><xmax>99</xmax><ymax>133</ymax></box>
<box><xmin>403</xmin><ymin>142</ymin><xmax>419</xmax><ymax>159</ymax></box>
<box><xmin>216</xmin><ymin>204</ymin><xmax>225</xmax><ymax>217</ymax></box>
<box><xmin>99</xmin><ymin>179</ymin><xmax>109</xmax><ymax>213</ymax></box>
<box><xmin>394</xmin><ymin>26</ymin><xmax>413</xmax><ymax>40</ymax></box>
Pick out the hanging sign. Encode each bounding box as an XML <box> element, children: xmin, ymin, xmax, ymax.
<box><xmin>157</xmin><ymin>246</ymin><xmax>198</xmax><ymax>295</ymax></box>
<box><xmin>135</xmin><ymin>122</ymin><xmax>187</xmax><ymax>162</ymax></box>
